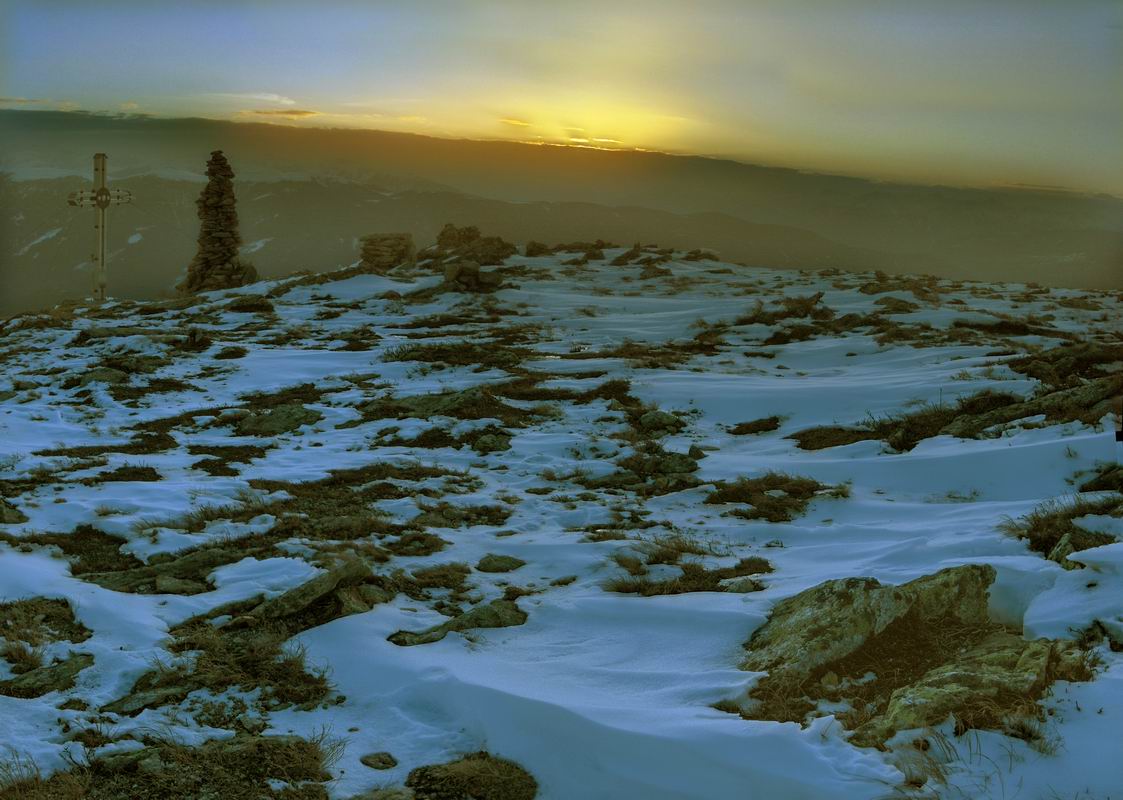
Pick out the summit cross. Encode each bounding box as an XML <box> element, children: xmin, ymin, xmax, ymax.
<box><xmin>67</xmin><ymin>152</ymin><xmax>133</xmax><ymax>302</ymax></box>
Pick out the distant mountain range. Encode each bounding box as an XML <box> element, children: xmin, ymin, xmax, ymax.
<box><xmin>2</xmin><ymin>109</ymin><xmax>1120</xmax><ymax>314</ymax></box>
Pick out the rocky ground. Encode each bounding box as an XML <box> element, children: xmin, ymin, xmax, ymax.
<box><xmin>0</xmin><ymin>244</ymin><xmax>1120</xmax><ymax>799</ymax></box>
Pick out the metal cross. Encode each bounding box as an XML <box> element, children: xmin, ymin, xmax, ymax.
<box><xmin>67</xmin><ymin>153</ymin><xmax>133</xmax><ymax>302</ymax></box>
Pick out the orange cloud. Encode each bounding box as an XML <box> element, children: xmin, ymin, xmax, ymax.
<box><xmin>249</xmin><ymin>109</ymin><xmax>320</xmax><ymax>118</ymax></box>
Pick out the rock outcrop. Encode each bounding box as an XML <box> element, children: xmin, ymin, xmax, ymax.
<box><xmin>179</xmin><ymin>151</ymin><xmax>257</xmax><ymax>294</ymax></box>
<box><xmin>360</xmin><ymin>233</ymin><xmax>416</xmax><ymax>273</ymax></box>
<box><xmin>388</xmin><ymin>599</ymin><xmax>527</xmax><ymax>646</ymax></box>
<box><xmin>739</xmin><ymin>564</ymin><xmax>1092</xmax><ymax>746</ymax></box>
<box><xmin>442</xmin><ymin>260</ymin><xmax>502</xmax><ymax>293</ymax></box>
<box><xmin>431</xmin><ymin>223</ymin><xmax>516</xmax><ymax>266</ymax></box>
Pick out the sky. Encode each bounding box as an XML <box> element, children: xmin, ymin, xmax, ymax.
<box><xmin>2</xmin><ymin>0</ymin><xmax>1121</xmax><ymax>194</ymax></box>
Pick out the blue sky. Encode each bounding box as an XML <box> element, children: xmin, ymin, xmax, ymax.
<box><xmin>2</xmin><ymin>0</ymin><xmax>1121</xmax><ymax>193</ymax></box>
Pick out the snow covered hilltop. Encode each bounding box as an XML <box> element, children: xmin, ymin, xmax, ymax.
<box><xmin>0</xmin><ymin>243</ymin><xmax>1121</xmax><ymax>799</ymax></box>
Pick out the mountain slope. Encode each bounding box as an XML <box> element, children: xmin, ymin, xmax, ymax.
<box><xmin>0</xmin><ymin>250</ymin><xmax>1121</xmax><ymax>798</ymax></box>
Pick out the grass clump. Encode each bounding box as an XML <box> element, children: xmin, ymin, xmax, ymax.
<box><xmin>729</xmin><ymin>416</ymin><xmax>781</xmax><ymax>436</ymax></box>
<box><xmin>999</xmin><ymin>495</ymin><xmax>1123</xmax><ymax>565</ymax></box>
<box><xmin>348</xmin><ymin>386</ymin><xmax>540</xmax><ymax>428</ymax></box>
<box><xmin>226</xmin><ymin>295</ymin><xmax>275</xmax><ymax>314</ymax></box>
<box><xmin>0</xmin><ymin>598</ymin><xmax>90</xmax><ymax>655</ymax></box>
<box><xmin>790</xmin><ymin>389</ymin><xmax>1022</xmax><ymax>452</ymax></box>
<box><xmin>92</xmin><ymin>464</ymin><xmax>161</xmax><ymax>483</ymax></box>
<box><xmin>106</xmin><ymin>623</ymin><xmax>331</xmax><ymax>716</ymax></box>
<box><xmin>0</xmin><ymin>733</ymin><xmax>337</xmax><ymax>800</ymax></box>
<box><xmin>1008</xmin><ymin>342</ymin><xmax>1123</xmax><ymax>389</ymax></box>
<box><xmin>0</xmin><ymin>525</ymin><xmax>142</xmax><ymax>576</ymax></box>
<box><xmin>705</xmin><ymin>472</ymin><xmax>846</xmax><ymax>522</ymax></box>
<box><xmin>413</xmin><ymin>502</ymin><xmax>512</xmax><ymax>529</ymax></box>
<box><xmin>605</xmin><ymin>557</ymin><xmax>770</xmax><ymax>596</ymax></box>
<box><xmin>412</xmin><ymin>563</ymin><xmax>472</xmax><ymax>592</ymax></box>
<box><xmin>383</xmin><ymin>342</ymin><xmax>528</xmax><ymax>372</ymax></box>
<box><xmin>405</xmin><ymin>751</ymin><xmax>538</xmax><ymax>800</ymax></box>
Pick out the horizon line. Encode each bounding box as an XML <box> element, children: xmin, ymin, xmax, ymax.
<box><xmin>2</xmin><ymin>107</ymin><xmax>1120</xmax><ymax>200</ymax></box>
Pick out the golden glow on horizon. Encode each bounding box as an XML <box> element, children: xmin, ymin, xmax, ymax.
<box><xmin>11</xmin><ymin>2</ymin><xmax>1115</xmax><ymax>192</ymax></box>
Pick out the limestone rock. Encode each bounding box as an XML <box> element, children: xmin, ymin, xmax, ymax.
<box><xmin>851</xmin><ymin>632</ymin><xmax>1060</xmax><ymax>745</ymax></box>
<box><xmin>0</xmin><ymin>653</ymin><xmax>94</xmax><ymax>698</ymax></box>
<box><xmin>637</xmin><ymin>410</ymin><xmax>685</xmax><ymax>434</ymax></box>
<box><xmin>236</xmin><ymin>713</ymin><xmax>267</xmax><ymax>734</ymax></box>
<box><xmin>471</xmin><ymin>432</ymin><xmax>511</xmax><ymax>454</ymax></box>
<box><xmin>388</xmin><ymin>599</ymin><xmax>527</xmax><ymax>646</ymax></box>
<box><xmin>154</xmin><ymin>575</ymin><xmax>209</xmax><ymax>595</ymax></box>
<box><xmin>229</xmin><ymin>558</ymin><xmax>370</xmax><ymax>626</ymax></box>
<box><xmin>0</xmin><ymin>499</ymin><xmax>28</xmax><ymax>524</ymax></box>
<box><xmin>476</xmin><ymin>554</ymin><xmax>526</xmax><ymax>573</ymax></box>
<box><xmin>742</xmin><ymin>564</ymin><xmax>996</xmax><ymax>681</ymax></box>
<box><xmin>79</xmin><ymin>367</ymin><xmax>129</xmax><ymax>386</ymax></box>
<box><xmin>85</xmin><ymin>546</ymin><xmax>240</xmax><ymax>594</ymax></box>
<box><xmin>101</xmin><ymin>684</ymin><xmax>191</xmax><ymax>716</ymax></box>
<box><xmin>235</xmin><ymin>403</ymin><xmax>323</xmax><ymax>436</ymax></box>
<box><xmin>1047</xmin><ymin>529</ymin><xmax>1116</xmax><ymax>569</ymax></box>
<box><xmin>361</xmin><ymin>751</ymin><xmax>399</xmax><ymax>770</ymax></box>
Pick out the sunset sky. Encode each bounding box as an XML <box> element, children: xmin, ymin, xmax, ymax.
<box><xmin>2</xmin><ymin>0</ymin><xmax>1121</xmax><ymax>193</ymax></box>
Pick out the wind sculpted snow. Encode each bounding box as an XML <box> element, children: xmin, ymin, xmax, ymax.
<box><xmin>0</xmin><ymin>248</ymin><xmax>1120</xmax><ymax>798</ymax></box>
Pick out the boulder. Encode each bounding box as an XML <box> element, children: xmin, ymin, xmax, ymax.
<box><xmin>742</xmin><ymin>564</ymin><xmax>996</xmax><ymax>682</ymax></box>
<box><xmin>852</xmin><ymin>632</ymin><xmax>1058</xmax><ymax>745</ymax></box>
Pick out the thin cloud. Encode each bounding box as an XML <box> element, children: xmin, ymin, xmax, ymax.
<box><xmin>0</xmin><ymin>96</ymin><xmax>48</xmax><ymax>105</ymax></box>
<box><xmin>212</xmin><ymin>92</ymin><xmax>296</xmax><ymax>105</ymax></box>
<box><xmin>119</xmin><ymin>101</ymin><xmax>140</xmax><ymax>111</ymax></box>
<box><xmin>247</xmin><ymin>109</ymin><xmax>320</xmax><ymax>118</ymax></box>
<box><xmin>499</xmin><ymin>117</ymin><xmax>531</xmax><ymax>127</ymax></box>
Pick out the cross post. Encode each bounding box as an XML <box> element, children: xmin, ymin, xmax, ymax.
<box><xmin>67</xmin><ymin>153</ymin><xmax>133</xmax><ymax>302</ymax></box>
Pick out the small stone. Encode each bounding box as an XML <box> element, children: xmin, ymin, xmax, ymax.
<box><xmin>476</xmin><ymin>554</ymin><xmax>526</xmax><ymax>573</ymax></box>
<box><xmin>361</xmin><ymin>751</ymin><xmax>398</xmax><ymax>770</ymax></box>
<box><xmin>638</xmin><ymin>410</ymin><xmax>684</xmax><ymax>434</ymax></box>
<box><xmin>0</xmin><ymin>499</ymin><xmax>28</xmax><ymax>524</ymax></box>
<box><xmin>235</xmin><ymin>403</ymin><xmax>323</xmax><ymax>436</ymax></box>
<box><xmin>79</xmin><ymin>367</ymin><xmax>129</xmax><ymax>386</ymax></box>
<box><xmin>236</xmin><ymin>713</ymin><xmax>267</xmax><ymax>734</ymax></box>
<box><xmin>218</xmin><ymin>408</ymin><xmax>251</xmax><ymax>421</ymax></box>
<box><xmin>722</xmin><ymin>577</ymin><xmax>764</xmax><ymax>594</ymax></box>
<box><xmin>154</xmin><ymin>575</ymin><xmax>208</xmax><ymax>595</ymax></box>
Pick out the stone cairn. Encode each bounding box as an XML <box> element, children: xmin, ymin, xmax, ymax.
<box><xmin>359</xmin><ymin>233</ymin><xmax>416</xmax><ymax>273</ymax></box>
<box><xmin>412</xmin><ymin>223</ymin><xmax>516</xmax><ymax>293</ymax></box>
<box><xmin>179</xmin><ymin>150</ymin><xmax>257</xmax><ymax>293</ymax></box>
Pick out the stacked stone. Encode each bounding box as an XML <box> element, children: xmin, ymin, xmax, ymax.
<box><xmin>442</xmin><ymin>260</ymin><xmax>502</xmax><ymax>293</ymax></box>
<box><xmin>432</xmin><ymin>223</ymin><xmax>516</xmax><ymax>266</ymax></box>
<box><xmin>359</xmin><ymin>233</ymin><xmax>416</xmax><ymax>273</ymax></box>
<box><xmin>180</xmin><ymin>151</ymin><xmax>257</xmax><ymax>293</ymax></box>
